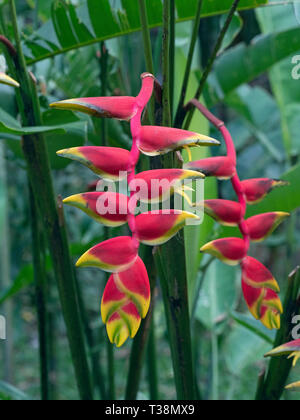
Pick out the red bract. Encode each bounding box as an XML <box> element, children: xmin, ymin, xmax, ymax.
<box><xmin>132</xmin><ymin>168</ymin><xmax>204</xmax><ymax>203</ymax></box>
<box><xmin>241</xmin><ymin>257</ymin><xmax>280</xmax><ymax>292</ymax></box>
<box><xmin>56</xmin><ymin>73</ymin><xmax>220</xmax><ymax>346</ymax></box>
<box><xmin>63</xmin><ymin>192</ymin><xmax>129</xmax><ymax>227</ymax></box>
<box><xmin>201</xmin><ymin>238</ymin><xmax>247</xmax><ymax>266</ymax></box>
<box><xmin>135</xmin><ymin>210</ymin><xmax>199</xmax><ymax>246</ymax></box>
<box><xmin>241</xmin><ymin>280</ymin><xmax>283</xmax><ymax>329</ymax></box>
<box><xmin>138</xmin><ymin>126</ymin><xmax>219</xmax><ymax>156</ymax></box>
<box><xmin>57</xmin><ymin>146</ymin><xmax>130</xmax><ymax>181</ymax></box>
<box><xmin>76</xmin><ymin>236</ymin><xmax>138</xmax><ymax>273</ymax></box>
<box><xmin>246</xmin><ymin>212</ymin><xmax>290</xmax><ymax>242</ymax></box>
<box><xmin>51</xmin><ymin>96</ymin><xmax>137</xmax><ymax>120</ymax></box>
<box><xmin>101</xmin><ymin>257</ymin><xmax>150</xmax><ymax>347</ymax></box>
<box><xmin>204</xmin><ymin>199</ymin><xmax>243</xmax><ymax>226</ymax></box>
<box><xmin>241</xmin><ymin>178</ymin><xmax>289</xmax><ymax>204</ymax></box>
<box><xmin>265</xmin><ymin>339</ymin><xmax>300</xmax><ymax>367</ymax></box>
<box><xmin>192</xmin><ymin>101</ymin><xmax>289</xmax><ymax>329</ymax></box>
<box><xmin>184</xmin><ymin>156</ymin><xmax>236</xmax><ymax>179</ymax></box>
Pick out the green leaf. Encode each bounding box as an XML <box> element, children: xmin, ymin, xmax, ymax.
<box><xmin>0</xmin><ymin>265</ymin><xmax>34</xmax><ymax>304</ymax></box>
<box><xmin>220</xmin><ymin>12</ymin><xmax>244</xmax><ymax>53</ymax></box>
<box><xmin>206</xmin><ymin>26</ymin><xmax>300</xmax><ymax>106</ymax></box>
<box><xmin>0</xmin><ymin>107</ymin><xmax>67</xmax><ymax>136</ymax></box>
<box><xmin>231</xmin><ymin>311</ymin><xmax>275</xmax><ymax>345</ymax></box>
<box><xmin>225</xmin><ymin>85</ymin><xmax>285</xmax><ymax>162</ymax></box>
<box><xmin>224</xmin><ymin>324</ymin><xmax>270</xmax><ymax>373</ymax></box>
<box><xmin>195</xmin><ymin>260</ymin><xmax>238</xmax><ymax>330</ymax></box>
<box><xmin>256</xmin><ymin>2</ymin><xmax>300</xmax><ymax>156</ymax></box>
<box><xmin>23</xmin><ymin>0</ymin><xmax>268</xmax><ymax>64</ymax></box>
<box><xmin>0</xmin><ymin>381</ymin><xmax>31</xmax><ymax>401</ymax></box>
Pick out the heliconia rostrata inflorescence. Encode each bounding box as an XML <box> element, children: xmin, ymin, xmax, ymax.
<box><xmin>53</xmin><ymin>73</ymin><xmax>289</xmax><ymax>346</ymax></box>
<box><xmin>186</xmin><ymin>100</ymin><xmax>289</xmax><ymax>331</ymax></box>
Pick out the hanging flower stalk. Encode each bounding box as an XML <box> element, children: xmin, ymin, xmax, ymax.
<box><xmin>265</xmin><ymin>339</ymin><xmax>300</xmax><ymax>390</ymax></box>
<box><xmin>186</xmin><ymin>100</ymin><xmax>290</xmax><ymax>330</ymax></box>
<box><xmin>52</xmin><ymin>73</ymin><xmax>219</xmax><ymax>347</ymax></box>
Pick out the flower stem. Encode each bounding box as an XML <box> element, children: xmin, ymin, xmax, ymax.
<box><xmin>184</xmin><ymin>0</ymin><xmax>241</xmax><ymax>130</ymax></box>
<box><xmin>138</xmin><ymin>0</ymin><xmax>155</xmax><ymax>125</ymax></box>
<box><xmin>29</xmin><ymin>185</ymin><xmax>50</xmax><ymax>401</ymax></box>
<box><xmin>256</xmin><ymin>267</ymin><xmax>300</xmax><ymax>400</ymax></box>
<box><xmin>174</xmin><ymin>0</ymin><xmax>203</xmax><ymax>128</ymax></box>
<box><xmin>147</xmin><ymin>319</ymin><xmax>159</xmax><ymax>400</ymax></box>
<box><xmin>7</xmin><ymin>0</ymin><xmax>93</xmax><ymax>400</ymax></box>
<box><xmin>162</xmin><ymin>0</ymin><xmax>172</xmax><ymax>128</ymax></box>
<box><xmin>169</xmin><ymin>0</ymin><xmax>175</xmax><ymax>118</ymax></box>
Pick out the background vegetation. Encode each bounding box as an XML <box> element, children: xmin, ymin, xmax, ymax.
<box><xmin>0</xmin><ymin>0</ymin><xmax>299</xmax><ymax>400</ymax></box>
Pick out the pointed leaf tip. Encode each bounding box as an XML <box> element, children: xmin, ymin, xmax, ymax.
<box><xmin>184</xmin><ymin>156</ymin><xmax>236</xmax><ymax>180</ymax></box>
<box><xmin>56</xmin><ymin>146</ymin><xmax>130</xmax><ymax>181</ymax></box>
<box><xmin>63</xmin><ymin>192</ymin><xmax>129</xmax><ymax>227</ymax></box>
<box><xmin>50</xmin><ymin>96</ymin><xmax>137</xmax><ymax>120</ymax></box>
<box><xmin>246</xmin><ymin>212</ymin><xmax>290</xmax><ymax>242</ymax></box>
<box><xmin>76</xmin><ymin>236</ymin><xmax>138</xmax><ymax>273</ymax></box>
<box><xmin>201</xmin><ymin>238</ymin><xmax>247</xmax><ymax>265</ymax></box>
<box><xmin>138</xmin><ymin>126</ymin><xmax>219</xmax><ymax>156</ymax></box>
<box><xmin>136</xmin><ymin>210</ymin><xmax>199</xmax><ymax>246</ymax></box>
<box><xmin>241</xmin><ymin>178</ymin><xmax>289</xmax><ymax>204</ymax></box>
<box><xmin>0</xmin><ymin>72</ymin><xmax>20</xmax><ymax>88</ymax></box>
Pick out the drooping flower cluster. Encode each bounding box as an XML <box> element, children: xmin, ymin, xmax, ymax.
<box><xmin>265</xmin><ymin>339</ymin><xmax>300</xmax><ymax>390</ymax></box>
<box><xmin>185</xmin><ymin>102</ymin><xmax>289</xmax><ymax>330</ymax></box>
<box><xmin>52</xmin><ymin>73</ymin><xmax>219</xmax><ymax>347</ymax></box>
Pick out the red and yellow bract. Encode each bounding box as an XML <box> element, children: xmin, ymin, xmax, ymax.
<box><xmin>191</xmin><ymin>101</ymin><xmax>289</xmax><ymax>330</ymax></box>
<box><xmin>55</xmin><ymin>73</ymin><xmax>217</xmax><ymax>346</ymax></box>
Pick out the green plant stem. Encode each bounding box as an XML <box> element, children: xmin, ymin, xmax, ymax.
<box><xmin>29</xmin><ymin>185</ymin><xmax>49</xmax><ymax>401</ymax></box>
<box><xmin>125</xmin><ymin>247</ymin><xmax>157</xmax><ymax>400</ymax></box>
<box><xmin>0</xmin><ymin>144</ymin><xmax>13</xmax><ymax>383</ymax></box>
<box><xmin>184</xmin><ymin>0</ymin><xmax>241</xmax><ymax>130</ymax></box>
<box><xmin>155</xmin><ymin>249</ymin><xmax>197</xmax><ymax>399</ymax></box>
<box><xmin>7</xmin><ymin>0</ymin><xmax>93</xmax><ymax>400</ymax></box>
<box><xmin>256</xmin><ymin>267</ymin><xmax>300</xmax><ymax>400</ymax></box>
<box><xmin>138</xmin><ymin>0</ymin><xmax>155</xmax><ymax>124</ymax></box>
<box><xmin>154</xmin><ymin>2</ymin><xmax>196</xmax><ymax>399</ymax></box>
<box><xmin>147</xmin><ymin>319</ymin><xmax>159</xmax><ymax>400</ymax></box>
<box><xmin>162</xmin><ymin>0</ymin><xmax>172</xmax><ymax>128</ymax></box>
<box><xmin>106</xmin><ymin>339</ymin><xmax>115</xmax><ymax>400</ymax></box>
<box><xmin>75</xmin><ymin>274</ymin><xmax>107</xmax><ymax>400</ymax></box>
<box><xmin>169</xmin><ymin>0</ymin><xmax>175</xmax><ymax>118</ymax></box>
<box><xmin>174</xmin><ymin>0</ymin><xmax>203</xmax><ymax>128</ymax></box>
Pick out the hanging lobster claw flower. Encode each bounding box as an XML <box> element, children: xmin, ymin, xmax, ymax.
<box><xmin>135</xmin><ymin>210</ymin><xmax>199</xmax><ymax>246</ymax></box>
<box><xmin>241</xmin><ymin>279</ymin><xmax>283</xmax><ymax>329</ymax></box>
<box><xmin>203</xmin><ymin>199</ymin><xmax>243</xmax><ymax>226</ymax></box>
<box><xmin>63</xmin><ymin>192</ymin><xmax>129</xmax><ymax>227</ymax></box>
<box><xmin>184</xmin><ymin>156</ymin><xmax>236</xmax><ymax>180</ymax></box>
<box><xmin>137</xmin><ymin>126</ymin><xmax>219</xmax><ymax>157</ymax></box>
<box><xmin>51</xmin><ymin>96</ymin><xmax>137</xmax><ymax>120</ymax></box>
<box><xmin>0</xmin><ymin>72</ymin><xmax>19</xmax><ymax>87</ymax></box>
<box><xmin>200</xmin><ymin>238</ymin><xmax>247</xmax><ymax>266</ymax></box>
<box><xmin>57</xmin><ymin>146</ymin><xmax>130</xmax><ymax>181</ymax></box>
<box><xmin>241</xmin><ymin>178</ymin><xmax>289</xmax><ymax>204</ymax></box>
<box><xmin>265</xmin><ymin>339</ymin><xmax>300</xmax><ymax>367</ymax></box>
<box><xmin>246</xmin><ymin>212</ymin><xmax>290</xmax><ymax>242</ymax></box>
<box><xmin>76</xmin><ymin>236</ymin><xmax>138</xmax><ymax>273</ymax></box>
<box><xmin>131</xmin><ymin>168</ymin><xmax>204</xmax><ymax>204</ymax></box>
<box><xmin>241</xmin><ymin>257</ymin><xmax>280</xmax><ymax>292</ymax></box>
<box><xmin>101</xmin><ymin>257</ymin><xmax>150</xmax><ymax>347</ymax></box>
